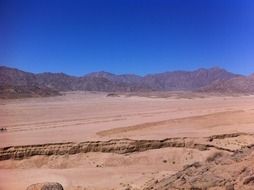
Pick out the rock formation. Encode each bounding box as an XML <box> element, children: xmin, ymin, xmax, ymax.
<box><xmin>144</xmin><ymin>144</ymin><xmax>254</xmax><ymax>190</ymax></box>
<box><xmin>0</xmin><ymin>133</ymin><xmax>248</xmax><ymax>161</ymax></box>
<box><xmin>26</xmin><ymin>182</ymin><xmax>63</xmax><ymax>190</ymax></box>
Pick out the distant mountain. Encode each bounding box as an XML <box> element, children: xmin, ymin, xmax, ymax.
<box><xmin>86</xmin><ymin>68</ymin><xmax>239</xmax><ymax>91</ymax></box>
<box><xmin>200</xmin><ymin>74</ymin><xmax>254</xmax><ymax>93</ymax></box>
<box><xmin>0</xmin><ymin>66</ymin><xmax>150</xmax><ymax>92</ymax></box>
<box><xmin>0</xmin><ymin>66</ymin><xmax>37</xmax><ymax>86</ymax></box>
<box><xmin>0</xmin><ymin>65</ymin><xmax>251</xmax><ymax>98</ymax></box>
<box><xmin>143</xmin><ymin>67</ymin><xmax>240</xmax><ymax>90</ymax></box>
<box><xmin>35</xmin><ymin>72</ymin><xmax>78</xmax><ymax>91</ymax></box>
<box><xmin>0</xmin><ymin>85</ymin><xmax>60</xmax><ymax>99</ymax></box>
<box><xmin>86</xmin><ymin>71</ymin><xmax>143</xmax><ymax>84</ymax></box>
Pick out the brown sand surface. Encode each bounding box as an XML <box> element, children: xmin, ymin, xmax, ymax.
<box><xmin>0</xmin><ymin>147</ymin><xmax>218</xmax><ymax>190</ymax></box>
<box><xmin>1</xmin><ymin>91</ymin><xmax>254</xmax><ymax>189</ymax></box>
<box><xmin>1</xmin><ymin>91</ymin><xmax>254</xmax><ymax>146</ymax></box>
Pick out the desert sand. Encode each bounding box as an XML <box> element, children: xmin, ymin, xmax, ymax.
<box><xmin>1</xmin><ymin>91</ymin><xmax>254</xmax><ymax>190</ymax></box>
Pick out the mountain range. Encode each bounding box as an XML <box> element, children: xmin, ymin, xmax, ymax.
<box><xmin>0</xmin><ymin>66</ymin><xmax>253</xmax><ymax>98</ymax></box>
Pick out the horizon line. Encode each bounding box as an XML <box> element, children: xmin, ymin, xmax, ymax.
<box><xmin>1</xmin><ymin>64</ymin><xmax>249</xmax><ymax>77</ymax></box>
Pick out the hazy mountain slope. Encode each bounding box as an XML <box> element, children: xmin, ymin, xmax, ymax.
<box><xmin>200</xmin><ymin>74</ymin><xmax>254</xmax><ymax>93</ymax></box>
<box><xmin>0</xmin><ymin>66</ymin><xmax>37</xmax><ymax>86</ymax></box>
<box><xmin>84</xmin><ymin>68</ymin><xmax>240</xmax><ymax>91</ymax></box>
<box><xmin>0</xmin><ymin>85</ymin><xmax>60</xmax><ymax>99</ymax></box>
<box><xmin>143</xmin><ymin>67</ymin><xmax>240</xmax><ymax>90</ymax></box>
<box><xmin>0</xmin><ymin>66</ymin><xmax>151</xmax><ymax>92</ymax></box>
<box><xmin>86</xmin><ymin>71</ymin><xmax>143</xmax><ymax>84</ymax></box>
<box><xmin>35</xmin><ymin>72</ymin><xmax>78</xmax><ymax>91</ymax></box>
<box><xmin>0</xmin><ymin>66</ymin><xmax>251</xmax><ymax>96</ymax></box>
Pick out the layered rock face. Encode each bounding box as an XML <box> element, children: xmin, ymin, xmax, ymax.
<box><xmin>1</xmin><ymin>133</ymin><xmax>254</xmax><ymax>190</ymax></box>
<box><xmin>0</xmin><ymin>136</ymin><xmax>238</xmax><ymax>161</ymax></box>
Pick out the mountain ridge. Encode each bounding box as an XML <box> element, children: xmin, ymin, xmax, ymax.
<box><xmin>0</xmin><ymin>65</ymin><xmax>253</xmax><ymax>98</ymax></box>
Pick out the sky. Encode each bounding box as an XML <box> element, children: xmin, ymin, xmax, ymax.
<box><xmin>0</xmin><ymin>0</ymin><xmax>254</xmax><ymax>76</ymax></box>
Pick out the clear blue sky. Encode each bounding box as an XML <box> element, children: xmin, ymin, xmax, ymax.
<box><xmin>0</xmin><ymin>0</ymin><xmax>254</xmax><ymax>76</ymax></box>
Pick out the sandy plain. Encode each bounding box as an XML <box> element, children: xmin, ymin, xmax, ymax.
<box><xmin>1</xmin><ymin>91</ymin><xmax>254</xmax><ymax>190</ymax></box>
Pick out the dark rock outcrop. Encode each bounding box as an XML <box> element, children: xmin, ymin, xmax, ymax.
<box><xmin>26</xmin><ymin>182</ymin><xmax>63</xmax><ymax>190</ymax></box>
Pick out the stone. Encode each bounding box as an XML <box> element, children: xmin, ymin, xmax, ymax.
<box><xmin>26</xmin><ymin>182</ymin><xmax>64</xmax><ymax>190</ymax></box>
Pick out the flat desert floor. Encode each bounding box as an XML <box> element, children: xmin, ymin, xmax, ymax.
<box><xmin>1</xmin><ymin>92</ymin><xmax>254</xmax><ymax>190</ymax></box>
